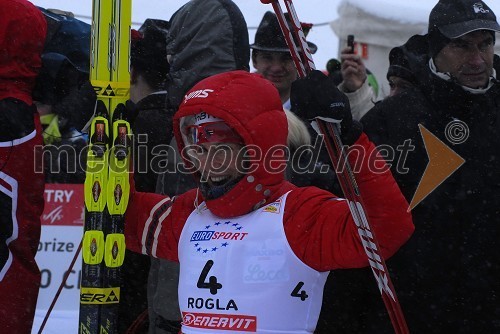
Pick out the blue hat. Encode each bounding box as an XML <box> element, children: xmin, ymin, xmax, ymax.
<box><xmin>40</xmin><ymin>8</ymin><xmax>90</xmax><ymax>73</ymax></box>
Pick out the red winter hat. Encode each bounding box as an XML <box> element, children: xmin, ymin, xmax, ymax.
<box><xmin>174</xmin><ymin>70</ymin><xmax>288</xmax><ymax>218</ymax></box>
<box><xmin>0</xmin><ymin>0</ymin><xmax>47</xmax><ymax>104</ymax></box>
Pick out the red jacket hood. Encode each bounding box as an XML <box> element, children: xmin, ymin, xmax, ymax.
<box><xmin>173</xmin><ymin>70</ymin><xmax>288</xmax><ymax>218</ymax></box>
<box><xmin>0</xmin><ymin>0</ymin><xmax>47</xmax><ymax>104</ymax></box>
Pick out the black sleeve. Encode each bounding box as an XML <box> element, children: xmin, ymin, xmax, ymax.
<box><xmin>360</xmin><ymin>91</ymin><xmax>431</xmax><ymax>202</ymax></box>
<box><xmin>155</xmin><ymin>137</ymin><xmax>196</xmax><ymax>196</ymax></box>
<box><xmin>0</xmin><ymin>98</ymin><xmax>36</xmax><ymax>141</ymax></box>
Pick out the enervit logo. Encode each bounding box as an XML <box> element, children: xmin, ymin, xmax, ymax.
<box><xmin>182</xmin><ymin>312</ymin><xmax>257</xmax><ymax>332</ymax></box>
<box><xmin>184</xmin><ymin>89</ymin><xmax>214</xmax><ymax>103</ymax></box>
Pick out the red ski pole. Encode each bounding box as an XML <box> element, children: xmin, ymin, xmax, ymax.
<box><xmin>260</xmin><ymin>1</ymin><xmax>410</xmax><ymax>333</ymax></box>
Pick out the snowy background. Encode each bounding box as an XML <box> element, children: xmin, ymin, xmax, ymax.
<box><xmin>30</xmin><ymin>0</ymin><xmax>343</xmax><ymax>72</ymax></box>
<box><xmin>28</xmin><ymin>0</ymin><xmax>499</xmax><ymax>333</ymax></box>
<box><xmin>29</xmin><ymin>0</ymin><xmax>500</xmax><ymax>95</ymax></box>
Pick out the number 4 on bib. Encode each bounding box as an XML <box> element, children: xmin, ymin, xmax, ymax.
<box><xmin>291</xmin><ymin>282</ymin><xmax>309</xmax><ymax>301</ymax></box>
<box><xmin>197</xmin><ymin>260</ymin><xmax>223</xmax><ymax>295</ymax></box>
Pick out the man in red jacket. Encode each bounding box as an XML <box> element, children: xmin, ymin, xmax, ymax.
<box><xmin>0</xmin><ymin>1</ymin><xmax>47</xmax><ymax>332</ymax></box>
<box><xmin>125</xmin><ymin>70</ymin><xmax>413</xmax><ymax>333</ymax></box>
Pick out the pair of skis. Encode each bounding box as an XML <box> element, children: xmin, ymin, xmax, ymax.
<box><xmin>261</xmin><ymin>1</ymin><xmax>409</xmax><ymax>333</ymax></box>
<box><xmin>79</xmin><ymin>0</ymin><xmax>132</xmax><ymax>333</ymax></box>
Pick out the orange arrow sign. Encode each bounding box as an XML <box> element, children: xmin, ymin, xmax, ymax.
<box><xmin>408</xmin><ymin>124</ymin><xmax>465</xmax><ymax>211</ymax></box>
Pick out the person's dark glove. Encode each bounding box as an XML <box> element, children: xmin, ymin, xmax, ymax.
<box><xmin>291</xmin><ymin>70</ymin><xmax>362</xmax><ymax>145</ymax></box>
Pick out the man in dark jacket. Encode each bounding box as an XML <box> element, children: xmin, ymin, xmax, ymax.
<box><xmin>119</xmin><ymin>19</ymin><xmax>173</xmax><ymax>333</ymax></box>
<box><xmin>319</xmin><ymin>0</ymin><xmax>500</xmax><ymax>333</ymax></box>
<box><xmin>128</xmin><ymin>19</ymin><xmax>171</xmax><ymax>193</ymax></box>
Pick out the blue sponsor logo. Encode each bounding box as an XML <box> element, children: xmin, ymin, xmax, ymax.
<box><xmin>190</xmin><ymin>231</ymin><xmax>214</xmax><ymax>242</ymax></box>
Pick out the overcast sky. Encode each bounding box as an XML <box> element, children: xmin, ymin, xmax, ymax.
<box><xmin>30</xmin><ymin>0</ymin><xmax>341</xmax><ymax>71</ymax></box>
<box><xmin>28</xmin><ymin>0</ymin><xmax>500</xmax><ymax>71</ymax></box>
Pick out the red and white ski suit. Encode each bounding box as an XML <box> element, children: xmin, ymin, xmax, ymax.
<box><xmin>0</xmin><ymin>1</ymin><xmax>46</xmax><ymax>332</ymax></box>
<box><xmin>125</xmin><ymin>71</ymin><xmax>414</xmax><ymax>333</ymax></box>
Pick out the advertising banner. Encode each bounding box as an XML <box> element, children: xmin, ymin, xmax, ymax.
<box><xmin>35</xmin><ymin>183</ymin><xmax>84</xmax><ymax>312</ymax></box>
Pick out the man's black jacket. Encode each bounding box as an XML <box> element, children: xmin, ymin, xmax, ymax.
<box><xmin>316</xmin><ymin>53</ymin><xmax>500</xmax><ymax>333</ymax></box>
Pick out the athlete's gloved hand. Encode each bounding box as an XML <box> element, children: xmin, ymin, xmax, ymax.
<box><xmin>291</xmin><ymin>70</ymin><xmax>362</xmax><ymax>145</ymax></box>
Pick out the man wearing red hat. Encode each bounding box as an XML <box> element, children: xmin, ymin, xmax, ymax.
<box><xmin>0</xmin><ymin>0</ymin><xmax>47</xmax><ymax>332</ymax></box>
<box><xmin>124</xmin><ymin>70</ymin><xmax>413</xmax><ymax>333</ymax></box>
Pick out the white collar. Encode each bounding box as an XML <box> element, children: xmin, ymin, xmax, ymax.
<box><xmin>428</xmin><ymin>58</ymin><xmax>496</xmax><ymax>94</ymax></box>
<box><xmin>283</xmin><ymin>98</ymin><xmax>291</xmax><ymax>110</ymax></box>
<box><xmin>150</xmin><ymin>90</ymin><xmax>167</xmax><ymax>96</ymax></box>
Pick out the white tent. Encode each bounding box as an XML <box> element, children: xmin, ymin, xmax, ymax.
<box><xmin>331</xmin><ymin>0</ymin><xmax>500</xmax><ymax>97</ymax></box>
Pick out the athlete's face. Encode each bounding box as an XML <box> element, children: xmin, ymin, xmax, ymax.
<box><xmin>434</xmin><ymin>30</ymin><xmax>495</xmax><ymax>89</ymax></box>
<box><xmin>188</xmin><ymin>142</ymin><xmax>245</xmax><ymax>187</ymax></box>
<box><xmin>253</xmin><ymin>51</ymin><xmax>298</xmax><ymax>102</ymax></box>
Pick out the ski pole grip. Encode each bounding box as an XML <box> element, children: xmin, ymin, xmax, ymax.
<box><xmin>260</xmin><ymin>0</ymin><xmax>276</xmax><ymax>4</ymax></box>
